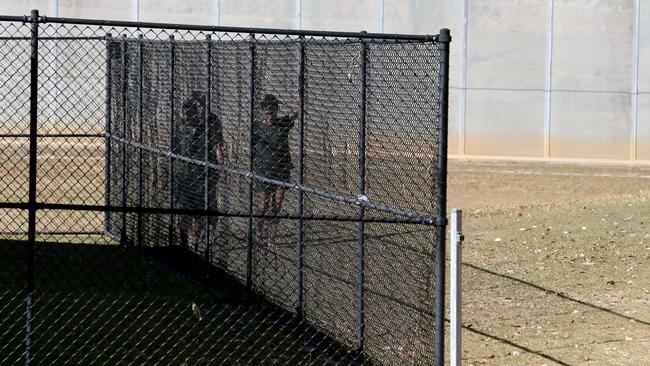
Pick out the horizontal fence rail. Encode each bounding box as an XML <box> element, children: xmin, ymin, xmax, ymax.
<box><xmin>0</xmin><ymin>11</ymin><xmax>449</xmax><ymax>366</ymax></box>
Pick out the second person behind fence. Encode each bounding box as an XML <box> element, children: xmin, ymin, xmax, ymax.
<box><xmin>253</xmin><ymin>94</ymin><xmax>299</xmax><ymax>247</ymax></box>
<box><xmin>174</xmin><ymin>90</ymin><xmax>224</xmax><ymax>251</ymax></box>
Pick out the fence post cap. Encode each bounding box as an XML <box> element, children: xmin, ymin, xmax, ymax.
<box><xmin>438</xmin><ymin>28</ymin><xmax>451</xmax><ymax>43</ymax></box>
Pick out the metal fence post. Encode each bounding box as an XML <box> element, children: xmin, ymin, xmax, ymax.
<box><xmin>246</xmin><ymin>33</ymin><xmax>256</xmax><ymax>291</ymax></box>
<box><xmin>204</xmin><ymin>34</ymin><xmax>212</xmax><ymax>272</ymax></box>
<box><xmin>434</xmin><ymin>28</ymin><xmax>451</xmax><ymax>366</ymax></box>
<box><xmin>356</xmin><ymin>35</ymin><xmax>368</xmax><ymax>354</ymax></box>
<box><xmin>168</xmin><ymin>34</ymin><xmax>175</xmax><ymax>247</ymax></box>
<box><xmin>136</xmin><ymin>33</ymin><xmax>144</xmax><ymax>247</ymax></box>
<box><xmin>450</xmin><ymin>209</ymin><xmax>463</xmax><ymax>366</ymax></box>
<box><xmin>120</xmin><ymin>34</ymin><xmax>128</xmax><ymax>245</ymax></box>
<box><xmin>295</xmin><ymin>35</ymin><xmax>305</xmax><ymax>318</ymax></box>
<box><xmin>26</xmin><ymin>9</ymin><xmax>39</xmax><ymax>365</ymax></box>
<box><xmin>213</xmin><ymin>33</ymin><xmax>224</xmax><ymax>264</ymax></box>
<box><xmin>104</xmin><ymin>33</ymin><xmax>113</xmax><ymax>235</ymax></box>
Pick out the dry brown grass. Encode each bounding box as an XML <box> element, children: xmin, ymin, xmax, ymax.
<box><xmin>447</xmin><ymin>159</ymin><xmax>650</xmax><ymax>366</ymax></box>
<box><xmin>3</xmin><ymin>140</ymin><xmax>650</xmax><ymax>365</ymax></box>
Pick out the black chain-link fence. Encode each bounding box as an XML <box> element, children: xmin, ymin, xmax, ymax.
<box><xmin>0</xmin><ymin>10</ymin><xmax>450</xmax><ymax>365</ymax></box>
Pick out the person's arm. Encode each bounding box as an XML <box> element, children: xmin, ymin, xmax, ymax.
<box><xmin>215</xmin><ymin>143</ymin><xmax>224</xmax><ymax>166</ymax></box>
<box><xmin>276</xmin><ymin>104</ymin><xmax>299</xmax><ymax>127</ymax></box>
<box><xmin>287</xmin><ymin>104</ymin><xmax>299</xmax><ymax>120</ymax></box>
<box><xmin>211</xmin><ymin>113</ymin><xmax>225</xmax><ymax>166</ymax></box>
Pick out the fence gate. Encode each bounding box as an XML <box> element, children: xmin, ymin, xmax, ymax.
<box><xmin>0</xmin><ymin>10</ymin><xmax>450</xmax><ymax>365</ymax></box>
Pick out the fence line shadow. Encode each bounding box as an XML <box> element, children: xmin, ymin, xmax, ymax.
<box><xmin>451</xmin><ymin>319</ymin><xmax>572</xmax><ymax>366</ymax></box>
<box><xmin>456</xmin><ymin>261</ymin><xmax>650</xmax><ymax>365</ymax></box>
<box><xmin>464</xmin><ymin>262</ymin><xmax>650</xmax><ymax>327</ymax></box>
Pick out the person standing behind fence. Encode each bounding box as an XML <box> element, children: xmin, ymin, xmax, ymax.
<box><xmin>253</xmin><ymin>94</ymin><xmax>299</xmax><ymax>247</ymax></box>
<box><xmin>174</xmin><ymin>90</ymin><xmax>224</xmax><ymax>251</ymax></box>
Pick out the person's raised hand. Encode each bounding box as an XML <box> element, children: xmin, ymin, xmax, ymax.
<box><xmin>289</xmin><ymin>104</ymin><xmax>299</xmax><ymax>119</ymax></box>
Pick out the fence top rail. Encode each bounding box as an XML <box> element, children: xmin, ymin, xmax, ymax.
<box><xmin>0</xmin><ymin>15</ymin><xmax>27</xmax><ymax>22</ymax></box>
<box><xmin>108</xmin><ymin>36</ymin><xmax>421</xmax><ymax>46</ymax></box>
<box><xmin>0</xmin><ymin>11</ymin><xmax>440</xmax><ymax>42</ymax></box>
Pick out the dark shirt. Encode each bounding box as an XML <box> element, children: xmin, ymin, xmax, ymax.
<box><xmin>253</xmin><ymin>115</ymin><xmax>294</xmax><ymax>176</ymax></box>
<box><xmin>174</xmin><ymin>112</ymin><xmax>223</xmax><ymax>162</ymax></box>
<box><xmin>172</xmin><ymin>111</ymin><xmax>224</xmax><ymax>208</ymax></box>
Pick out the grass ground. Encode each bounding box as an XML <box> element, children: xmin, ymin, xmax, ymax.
<box><xmin>0</xmin><ymin>140</ymin><xmax>435</xmax><ymax>365</ymax></box>
<box><xmin>447</xmin><ymin>159</ymin><xmax>650</xmax><ymax>366</ymax></box>
<box><xmin>3</xmin><ymin>143</ymin><xmax>650</xmax><ymax>365</ymax></box>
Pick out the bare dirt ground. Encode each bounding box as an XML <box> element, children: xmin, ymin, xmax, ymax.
<box><xmin>447</xmin><ymin>159</ymin><xmax>650</xmax><ymax>366</ymax></box>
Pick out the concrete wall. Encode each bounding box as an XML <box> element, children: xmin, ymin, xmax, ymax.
<box><xmin>2</xmin><ymin>0</ymin><xmax>648</xmax><ymax>162</ymax></box>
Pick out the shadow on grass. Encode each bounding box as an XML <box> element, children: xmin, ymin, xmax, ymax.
<box><xmin>465</xmin><ymin>262</ymin><xmax>650</xmax><ymax>326</ymax></box>
<box><xmin>458</xmin><ymin>261</ymin><xmax>650</xmax><ymax>366</ymax></box>
<box><xmin>0</xmin><ymin>239</ymin><xmax>363</xmax><ymax>365</ymax></box>
<box><xmin>457</xmin><ymin>321</ymin><xmax>572</xmax><ymax>366</ymax></box>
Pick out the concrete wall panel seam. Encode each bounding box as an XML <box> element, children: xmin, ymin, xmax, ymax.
<box><xmin>459</xmin><ymin>0</ymin><xmax>467</xmax><ymax>155</ymax></box>
<box><xmin>632</xmin><ymin>0</ymin><xmax>640</xmax><ymax>160</ymax></box>
<box><xmin>544</xmin><ymin>0</ymin><xmax>554</xmax><ymax>158</ymax></box>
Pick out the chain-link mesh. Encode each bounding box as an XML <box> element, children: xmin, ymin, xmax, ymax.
<box><xmin>0</xmin><ymin>13</ymin><xmax>447</xmax><ymax>365</ymax></box>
